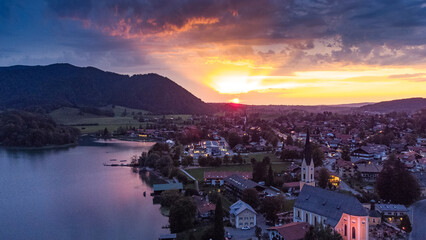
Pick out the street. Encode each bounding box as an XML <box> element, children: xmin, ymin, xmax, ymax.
<box><xmin>409</xmin><ymin>199</ymin><xmax>426</xmax><ymax>240</ymax></box>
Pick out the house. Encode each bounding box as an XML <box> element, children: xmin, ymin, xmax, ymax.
<box><xmin>224</xmin><ymin>174</ymin><xmax>265</xmax><ymax>200</ymax></box>
<box><xmin>336</xmin><ymin>159</ymin><xmax>356</xmax><ymax>179</ymax></box>
<box><xmin>229</xmin><ymin>200</ymin><xmax>257</xmax><ymax>229</ymax></box>
<box><xmin>367</xmin><ymin>201</ymin><xmax>381</xmax><ymax>227</ymax></box>
<box><xmin>294</xmin><ymin>185</ymin><xmax>369</xmax><ymax>240</ymax></box>
<box><xmin>283</xmin><ymin>182</ymin><xmax>300</xmax><ymax>193</ymax></box>
<box><xmin>204</xmin><ymin>171</ymin><xmax>252</xmax><ymax>186</ymax></box>
<box><xmin>152</xmin><ymin>183</ymin><xmax>183</xmax><ymax>195</ymax></box>
<box><xmin>375</xmin><ymin>204</ymin><xmax>408</xmax><ymax>218</ymax></box>
<box><xmin>355</xmin><ymin>163</ymin><xmax>383</xmax><ymax>182</ymax></box>
<box><xmin>351</xmin><ymin>144</ymin><xmax>388</xmax><ymax>163</ymax></box>
<box><xmin>192</xmin><ymin>195</ymin><xmax>215</xmax><ymax>219</ymax></box>
<box><xmin>267</xmin><ymin>222</ymin><xmax>310</xmax><ymax>240</ymax></box>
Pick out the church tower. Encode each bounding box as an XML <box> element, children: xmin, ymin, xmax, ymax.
<box><xmin>300</xmin><ymin>129</ymin><xmax>315</xmax><ymax>190</ymax></box>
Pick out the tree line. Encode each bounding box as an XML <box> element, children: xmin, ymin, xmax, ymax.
<box><xmin>0</xmin><ymin>110</ymin><xmax>80</xmax><ymax>147</ymax></box>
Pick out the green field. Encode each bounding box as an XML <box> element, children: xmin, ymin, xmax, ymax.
<box><xmin>185</xmin><ymin>163</ymin><xmax>289</xmax><ymax>181</ymax></box>
<box><xmin>241</xmin><ymin>152</ymin><xmax>280</xmax><ymax>163</ymax></box>
<box><xmin>49</xmin><ymin>106</ymin><xmax>191</xmax><ymax>134</ymax></box>
<box><xmin>49</xmin><ymin>107</ymin><xmax>146</xmax><ymax>133</ymax></box>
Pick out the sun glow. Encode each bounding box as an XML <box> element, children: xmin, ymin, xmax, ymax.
<box><xmin>231</xmin><ymin>98</ymin><xmax>240</xmax><ymax>104</ymax></box>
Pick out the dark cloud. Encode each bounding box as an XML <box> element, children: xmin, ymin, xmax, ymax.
<box><xmin>2</xmin><ymin>0</ymin><xmax>426</xmax><ymax>70</ymax></box>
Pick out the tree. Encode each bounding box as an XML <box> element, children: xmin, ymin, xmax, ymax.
<box><xmin>341</xmin><ymin>145</ymin><xmax>351</xmax><ymax>161</ymax></box>
<box><xmin>399</xmin><ymin>214</ymin><xmax>412</xmax><ymax>233</ymax></box>
<box><xmin>213</xmin><ymin>197</ymin><xmax>225</xmax><ymax>240</ymax></box>
<box><xmin>242</xmin><ymin>134</ymin><xmax>250</xmax><ymax>144</ymax></box>
<box><xmin>182</xmin><ymin>156</ymin><xmax>193</xmax><ymax>166</ymax></box>
<box><xmin>266</xmin><ymin>164</ymin><xmax>274</xmax><ymax>186</ymax></box>
<box><xmin>145</xmin><ymin>153</ymin><xmax>160</xmax><ymax>168</ymax></box>
<box><xmin>160</xmin><ymin>190</ymin><xmax>182</xmax><ymax>208</ymax></box>
<box><xmin>169</xmin><ymin>197</ymin><xmax>196</xmax><ymax>233</ymax></box>
<box><xmin>199</xmin><ymin>157</ymin><xmax>208</xmax><ymax>167</ymax></box>
<box><xmin>312</xmin><ymin>145</ymin><xmax>325</xmax><ymax>166</ymax></box>
<box><xmin>228</xmin><ymin>132</ymin><xmax>242</xmax><ymax>149</ymax></box>
<box><xmin>232</xmin><ymin>154</ymin><xmax>243</xmax><ymax>164</ymax></box>
<box><xmin>260</xmin><ymin>196</ymin><xmax>285</xmax><ymax>224</ymax></box>
<box><xmin>318</xmin><ymin>168</ymin><xmax>330</xmax><ymax>189</ymax></box>
<box><xmin>223</xmin><ymin>155</ymin><xmax>230</xmax><ymax>165</ymax></box>
<box><xmin>285</xmin><ymin>135</ymin><xmax>294</xmax><ymax>145</ymax></box>
<box><xmin>252</xmin><ymin>161</ymin><xmax>267</xmax><ymax>182</ymax></box>
<box><xmin>103</xmin><ymin>127</ymin><xmax>110</xmax><ymax>139</ymax></box>
<box><xmin>156</xmin><ymin>155</ymin><xmax>173</xmax><ymax>177</ymax></box>
<box><xmin>242</xmin><ymin>188</ymin><xmax>260</xmax><ymax>209</ymax></box>
<box><xmin>375</xmin><ymin>154</ymin><xmax>421</xmax><ymax>205</ymax></box>
<box><xmin>304</xmin><ymin>225</ymin><xmax>343</xmax><ymax>240</ymax></box>
<box><xmin>255</xmin><ymin>226</ymin><xmax>262</xmax><ymax>240</ymax></box>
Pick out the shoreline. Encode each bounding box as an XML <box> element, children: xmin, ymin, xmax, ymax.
<box><xmin>2</xmin><ymin>142</ymin><xmax>78</xmax><ymax>150</ymax></box>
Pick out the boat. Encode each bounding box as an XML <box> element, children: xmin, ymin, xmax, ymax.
<box><xmin>109</xmin><ymin>159</ymin><xmax>117</xmax><ymax>161</ymax></box>
<box><xmin>120</xmin><ymin>160</ymin><xmax>126</xmax><ymax>162</ymax></box>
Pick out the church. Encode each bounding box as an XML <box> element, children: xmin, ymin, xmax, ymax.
<box><xmin>300</xmin><ymin>130</ymin><xmax>315</xmax><ymax>190</ymax></box>
<box><xmin>294</xmin><ymin>131</ymin><xmax>369</xmax><ymax>240</ymax></box>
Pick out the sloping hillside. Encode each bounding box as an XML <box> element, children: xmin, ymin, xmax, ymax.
<box><xmin>0</xmin><ymin>63</ymin><xmax>211</xmax><ymax>114</ymax></box>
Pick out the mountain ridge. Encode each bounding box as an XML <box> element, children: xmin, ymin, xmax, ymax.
<box><xmin>0</xmin><ymin>63</ymin><xmax>211</xmax><ymax>114</ymax></box>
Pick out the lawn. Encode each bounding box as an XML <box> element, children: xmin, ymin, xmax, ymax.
<box><xmin>185</xmin><ymin>163</ymin><xmax>289</xmax><ymax>181</ymax></box>
<box><xmin>49</xmin><ymin>106</ymin><xmax>191</xmax><ymax>134</ymax></box>
<box><xmin>241</xmin><ymin>152</ymin><xmax>280</xmax><ymax>163</ymax></box>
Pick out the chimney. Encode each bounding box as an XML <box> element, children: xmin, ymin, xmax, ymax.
<box><xmin>370</xmin><ymin>199</ymin><xmax>376</xmax><ymax>210</ymax></box>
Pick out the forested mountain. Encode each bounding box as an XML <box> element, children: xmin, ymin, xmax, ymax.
<box><xmin>0</xmin><ymin>64</ymin><xmax>211</xmax><ymax>114</ymax></box>
<box><xmin>358</xmin><ymin>98</ymin><xmax>426</xmax><ymax>114</ymax></box>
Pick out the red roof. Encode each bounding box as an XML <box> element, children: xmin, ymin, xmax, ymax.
<box><xmin>268</xmin><ymin>222</ymin><xmax>310</xmax><ymax>240</ymax></box>
<box><xmin>204</xmin><ymin>171</ymin><xmax>252</xmax><ymax>180</ymax></box>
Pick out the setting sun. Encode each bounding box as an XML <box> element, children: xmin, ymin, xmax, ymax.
<box><xmin>231</xmin><ymin>98</ymin><xmax>240</xmax><ymax>104</ymax></box>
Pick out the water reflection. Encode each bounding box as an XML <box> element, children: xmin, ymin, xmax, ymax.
<box><xmin>0</xmin><ymin>140</ymin><xmax>168</xmax><ymax>240</ymax></box>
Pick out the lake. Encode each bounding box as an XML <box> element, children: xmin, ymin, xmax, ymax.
<box><xmin>0</xmin><ymin>139</ymin><xmax>169</xmax><ymax>240</ymax></box>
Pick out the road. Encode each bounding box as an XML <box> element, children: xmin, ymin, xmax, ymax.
<box><xmin>409</xmin><ymin>199</ymin><xmax>426</xmax><ymax>240</ymax></box>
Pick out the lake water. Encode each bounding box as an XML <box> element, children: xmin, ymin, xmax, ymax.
<box><xmin>0</xmin><ymin>140</ymin><xmax>169</xmax><ymax>240</ymax></box>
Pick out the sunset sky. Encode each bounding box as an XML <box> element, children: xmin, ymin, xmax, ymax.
<box><xmin>1</xmin><ymin>0</ymin><xmax>426</xmax><ymax>105</ymax></box>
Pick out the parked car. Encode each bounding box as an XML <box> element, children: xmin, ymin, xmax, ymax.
<box><xmin>242</xmin><ymin>226</ymin><xmax>250</xmax><ymax>230</ymax></box>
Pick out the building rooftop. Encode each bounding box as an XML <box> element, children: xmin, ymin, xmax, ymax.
<box><xmin>356</xmin><ymin>163</ymin><xmax>383</xmax><ymax>173</ymax></box>
<box><xmin>224</xmin><ymin>174</ymin><xmax>262</xmax><ymax>191</ymax></box>
<box><xmin>152</xmin><ymin>182</ymin><xmax>183</xmax><ymax>192</ymax></box>
<box><xmin>268</xmin><ymin>222</ymin><xmax>310</xmax><ymax>240</ymax></box>
<box><xmin>375</xmin><ymin>204</ymin><xmax>408</xmax><ymax>212</ymax></box>
<box><xmin>294</xmin><ymin>185</ymin><xmax>367</xmax><ymax>227</ymax></box>
<box><xmin>230</xmin><ymin>200</ymin><xmax>257</xmax><ymax>216</ymax></box>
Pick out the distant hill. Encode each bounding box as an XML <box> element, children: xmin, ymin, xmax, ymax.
<box><xmin>0</xmin><ymin>64</ymin><xmax>211</xmax><ymax>114</ymax></box>
<box><xmin>358</xmin><ymin>98</ymin><xmax>426</xmax><ymax>113</ymax></box>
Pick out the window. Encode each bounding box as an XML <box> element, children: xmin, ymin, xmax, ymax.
<box><xmin>352</xmin><ymin>227</ymin><xmax>356</xmax><ymax>239</ymax></box>
<box><xmin>373</xmin><ymin>219</ymin><xmax>376</xmax><ymax>223</ymax></box>
<box><xmin>306</xmin><ymin>214</ymin><xmax>309</xmax><ymax>223</ymax></box>
<box><xmin>344</xmin><ymin>224</ymin><xmax>347</xmax><ymax>236</ymax></box>
<box><xmin>314</xmin><ymin>217</ymin><xmax>317</xmax><ymax>227</ymax></box>
<box><xmin>298</xmin><ymin>211</ymin><xmax>300</xmax><ymax>218</ymax></box>
<box><xmin>303</xmin><ymin>174</ymin><xmax>306</xmax><ymax>179</ymax></box>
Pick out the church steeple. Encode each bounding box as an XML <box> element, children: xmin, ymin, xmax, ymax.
<box><xmin>300</xmin><ymin>128</ymin><xmax>315</xmax><ymax>190</ymax></box>
<box><xmin>304</xmin><ymin>129</ymin><xmax>312</xmax><ymax>165</ymax></box>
